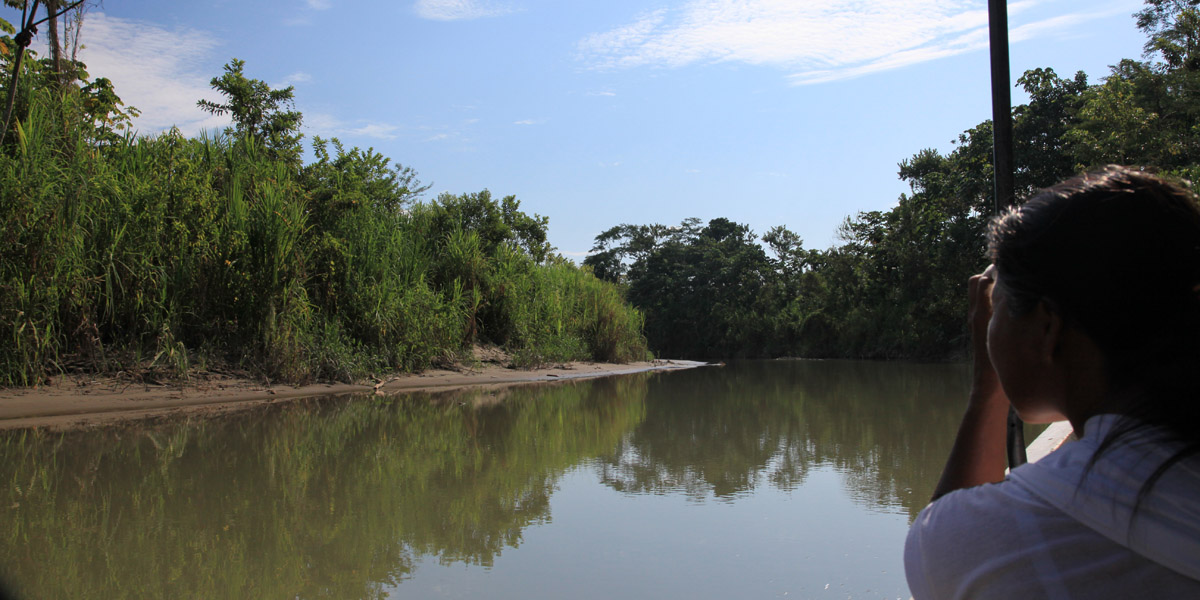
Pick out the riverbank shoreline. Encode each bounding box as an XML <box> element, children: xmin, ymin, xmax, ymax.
<box><xmin>0</xmin><ymin>359</ymin><xmax>706</xmax><ymax>431</ymax></box>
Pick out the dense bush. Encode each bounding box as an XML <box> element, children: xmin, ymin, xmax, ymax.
<box><xmin>0</xmin><ymin>55</ymin><xmax>648</xmax><ymax>385</ymax></box>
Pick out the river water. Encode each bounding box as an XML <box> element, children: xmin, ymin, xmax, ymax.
<box><xmin>0</xmin><ymin>359</ymin><xmax>980</xmax><ymax>599</ymax></box>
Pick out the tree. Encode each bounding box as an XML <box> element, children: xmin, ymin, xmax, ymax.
<box><xmin>597</xmin><ymin>217</ymin><xmax>776</xmax><ymax>358</ymax></box>
<box><xmin>583</xmin><ymin>222</ymin><xmax>675</xmax><ymax>282</ymax></box>
<box><xmin>762</xmin><ymin>225</ymin><xmax>807</xmax><ymax>296</ymax></box>
<box><xmin>425</xmin><ymin>190</ymin><xmax>551</xmax><ymax>263</ymax></box>
<box><xmin>0</xmin><ymin>1</ymin><xmax>135</xmax><ymax>149</ymax></box>
<box><xmin>0</xmin><ymin>0</ymin><xmax>91</xmax><ymax>145</ymax></box>
<box><xmin>1067</xmin><ymin>61</ymin><xmax>1165</xmax><ymax>168</ymax></box>
<box><xmin>1013</xmin><ymin>68</ymin><xmax>1088</xmax><ymax>191</ymax></box>
<box><xmin>1064</xmin><ymin>1</ymin><xmax>1200</xmax><ymax>174</ymax></box>
<box><xmin>197</xmin><ymin>58</ymin><xmax>303</xmax><ymax>164</ymax></box>
<box><xmin>303</xmin><ymin>136</ymin><xmax>427</xmax><ymax>218</ymax></box>
<box><xmin>1137</xmin><ymin>0</ymin><xmax>1200</xmax><ymax>69</ymax></box>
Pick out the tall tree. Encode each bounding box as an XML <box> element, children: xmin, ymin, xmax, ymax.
<box><xmin>1137</xmin><ymin>0</ymin><xmax>1200</xmax><ymax>69</ymax></box>
<box><xmin>605</xmin><ymin>217</ymin><xmax>776</xmax><ymax>358</ymax></box>
<box><xmin>1012</xmin><ymin>68</ymin><xmax>1088</xmax><ymax>191</ymax></box>
<box><xmin>197</xmin><ymin>58</ymin><xmax>303</xmax><ymax>164</ymax></box>
<box><xmin>44</xmin><ymin>0</ymin><xmax>62</xmax><ymax>83</ymax></box>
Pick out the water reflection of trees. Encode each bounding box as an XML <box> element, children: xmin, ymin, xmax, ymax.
<box><xmin>0</xmin><ymin>375</ymin><xmax>649</xmax><ymax>600</ymax></box>
<box><xmin>596</xmin><ymin>360</ymin><xmax>970</xmax><ymax>516</ymax></box>
<box><xmin>0</xmin><ymin>362</ymin><xmax>997</xmax><ymax>597</ymax></box>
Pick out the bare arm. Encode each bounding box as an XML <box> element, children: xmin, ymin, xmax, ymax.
<box><xmin>930</xmin><ymin>267</ymin><xmax>1011</xmax><ymax>501</ymax></box>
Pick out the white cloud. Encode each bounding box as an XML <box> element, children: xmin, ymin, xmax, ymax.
<box><xmin>306</xmin><ymin>0</ymin><xmax>332</xmax><ymax>9</ymax></box>
<box><xmin>1009</xmin><ymin>3</ymin><xmax>1134</xmax><ymax>43</ymax></box>
<box><xmin>304</xmin><ymin>112</ymin><xmax>402</xmax><ymax>140</ymax></box>
<box><xmin>513</xmin><ymin>119</ymin><xmax>541</xmax><ymax>125</ymax></box>
<box><xmin>347</xmin><ymin>123</ymin><xmax>399</xmax><ymax>139</ymax></box>
<box><xmin>578</xmin><ymin>0</ymin><xmax>1113</xmax><ymax>84</ymax></box>
<box><xmin>414</xmin><ymin>0</ymin><xmax>515</xmax><ymax>21</ymax></box>
<box><xmin>271</xmin><ymin>72</ymin><xmax>313</xmax><ymax>89</ymax></box>
<box><xmin>73</xmin><ymin>13</ymin><xmax>228</xmax><ymax>136</ymax></box>
<box><xmin>304</xmin><ymin>112</ymin><xmax>344</xmax><ymax>132</ymax></box>
<box><xmin>69</xmin><ymin>14</ymin><xmax>403</xmax><ymax>141</ymax></box>
<box><xmin>274</xmin><ymin>72</ymin><xmax>313</xmax><ymax>88</ymax></box>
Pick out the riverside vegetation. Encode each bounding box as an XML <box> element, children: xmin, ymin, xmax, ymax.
<box><xmin>587</xmin><ymin>0</ymin><xmax>1200</xmax><ymax>360</ymax></box>
<box><xmin>0</xmin><ymin>32</ymin><xmax>649</xmax><ymax>385</ymax></box>
<box><xmin>4</xmin><ymin>1</ymin><xmax>1194</xmax><ymax>382</ymax></box>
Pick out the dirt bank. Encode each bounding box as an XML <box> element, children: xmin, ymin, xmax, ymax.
<box><xmin>0</xmin><ymin>359</ymin><xmax>706</xmax><ymax>431</ymax></box>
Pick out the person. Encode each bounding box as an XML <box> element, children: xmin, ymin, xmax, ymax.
<box><xmin>904</xmin><ymin>165</ymin><xmax>1200</xmax><ymax>598</ymax></box>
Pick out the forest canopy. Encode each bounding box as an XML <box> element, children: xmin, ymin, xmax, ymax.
<box><xmin>586</xmin><ymin>1</ymin><xmax>1200</xmax><ymax>360</ymax></box>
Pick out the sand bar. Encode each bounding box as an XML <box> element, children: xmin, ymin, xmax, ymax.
<box><xmin>0</xmin><ymin>359</ymin><xmax>707</xmax><ymax>431</ymax></box>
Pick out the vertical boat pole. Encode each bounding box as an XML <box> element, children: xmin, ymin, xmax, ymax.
<box><xmin>987</xmin><ymin>0</ymin><xmax>1028</xmax><ymax>468</ymax></box>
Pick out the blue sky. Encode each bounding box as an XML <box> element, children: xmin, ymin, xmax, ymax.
<box><xmin>11</xmin><ymin>0</ymin><xmax>1149</xmax><ymax>258</ymax></box>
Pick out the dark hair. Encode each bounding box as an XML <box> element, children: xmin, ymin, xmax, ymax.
<box><xmin>988</xmin><ymin>165</ymin><xmax>1200</xmax><ymax>500</ymax></box>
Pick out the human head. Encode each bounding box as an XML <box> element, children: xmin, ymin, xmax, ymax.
<box><xmin>987</xmin><ymin>165</ymin><xmax>1200</xmax><ymax>422</ymax></box>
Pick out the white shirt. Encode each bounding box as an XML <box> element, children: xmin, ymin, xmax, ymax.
<box><xmin>905</xmin><ymin>414</ymin><xmax>1200</xmax><ymax>599</ymax></box>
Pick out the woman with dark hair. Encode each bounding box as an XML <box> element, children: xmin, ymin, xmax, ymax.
<box><xmin>904</xmin><ymin>165</ymin><xmax>1200</xmax><ymax>598</ymax></box>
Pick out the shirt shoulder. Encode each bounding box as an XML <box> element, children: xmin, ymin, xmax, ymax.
<box><xmin>906</xmin><ymin>481</ymin><xmax>1059</xmax><ymax>600</ymax></box>
<box><xmin>906</xmin><ymin>472</ymin><xmax>1200</xmax><ymax>599</ymax></box>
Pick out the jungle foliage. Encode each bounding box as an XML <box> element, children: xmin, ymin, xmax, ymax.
<box><xmin>587</xmin><ymin>2</ymin><xmax>1200</xmax><ymax>360</ymax></box>
<box><xmin>0</xmin><ymin>34</ymin><xmax>648</xmax><ymax>383</ymax></box>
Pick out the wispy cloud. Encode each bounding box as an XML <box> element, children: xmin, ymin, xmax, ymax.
<box><xmin>347</xmin><ymin>123</ymin><xmax>400</xmax><ymax>139</ymax></box>
<box><xmin>75</xmin><ymin>13</ymin><xmax>228</xmax><ymax>136</ymax></box>
<box><xmin>414</xmin><ymin>0</ymin><xmax>516</xmax><ymax>21</ymax></box>
<box><xmin>579</xmin><ymin>0</ymin><xmax>1118</xmax><ymax>84</ymax></box>
<box><xmin>274</xmin><ymin>72</ymin><xmax>313</xmax><ymax>88</ymax></box>
<box><xmin>513</xmin><ymin>118</ymin><xmax>543</xmax><ymax>125</ymax></box>
<box><xmin>309</xmin><ymin>113</ymin><xmax>481</xmax><ymax>145</ymax></box>
<box><xmin>1009</xmin><ymin>3</ymin><xmax>1134</xmax><ymax>43</ymax></box>
<box><xmin>305</xmin><ymin>113</ymin><xmax>402</xmax><ymax>140</ymax></box>
<box><xmin>71</xmin><ymin>14</ymin><xmax>406</xmax><ymax>142</ymax></box>
<box><xmin>284</xmin><ymin>0</ymin><xmax>332</xmax><ymax>25</ymax></box>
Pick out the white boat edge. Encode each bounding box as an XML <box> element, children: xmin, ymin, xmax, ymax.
<box><xmin>1026</xmin><ymin>420</ymin><xmax>1076</xmax><ymax>463</ymax></box>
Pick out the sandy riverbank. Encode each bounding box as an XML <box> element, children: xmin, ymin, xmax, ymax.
<box><xmin>0</xmin><ymin>359</ymin><xmax>707</xmax><ymax>431</ymax></box>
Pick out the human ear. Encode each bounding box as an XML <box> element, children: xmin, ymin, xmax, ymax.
<box><xmin>1035</xmin><ymin>299</ymin><xmax>1064</xmax><ymax>365</ymax></box>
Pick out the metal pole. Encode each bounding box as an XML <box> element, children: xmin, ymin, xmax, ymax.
<box><xmin>989</xmin><ymin>0</ymin><xmax>1015</xmax><ymax>211</ymax></box>
<box><xmin>987</xmin><ymin>0</ymin><xmax>1027</xmax><ymax>468</ymax></box>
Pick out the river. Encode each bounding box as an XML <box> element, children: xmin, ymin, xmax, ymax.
<box><xmin>0</xmin><ymin>359</ymin><xmax>983</xmax><ymax>599</ymax></box>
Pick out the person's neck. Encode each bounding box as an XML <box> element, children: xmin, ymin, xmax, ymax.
<box><xmin>1068</xmin><ymin>385</ymin><xmax>1142</xmax><ymax>437</ymax></box>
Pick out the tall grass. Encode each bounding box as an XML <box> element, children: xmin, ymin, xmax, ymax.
<box><xmin>0</xmin><ymin>89</ymin><xmax>649</xmax><ymax>385</ymax></box>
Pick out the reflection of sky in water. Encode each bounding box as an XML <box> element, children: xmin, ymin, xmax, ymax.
<box><xmin>397</xmin><ymin>464</ymin><xmax>912</xmax><ymax>600</ymax></box>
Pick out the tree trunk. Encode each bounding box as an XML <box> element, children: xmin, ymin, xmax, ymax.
<box><xmin>45</xmin><ymin>0</ymin><xmax>66</xmax><ymax>88</ymax></box>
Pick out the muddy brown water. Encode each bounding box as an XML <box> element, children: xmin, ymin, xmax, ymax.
<box><xmin>0</xmin><ymin>359</ymin><xmax>1001</xmax><ymax>599</ymax></box>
